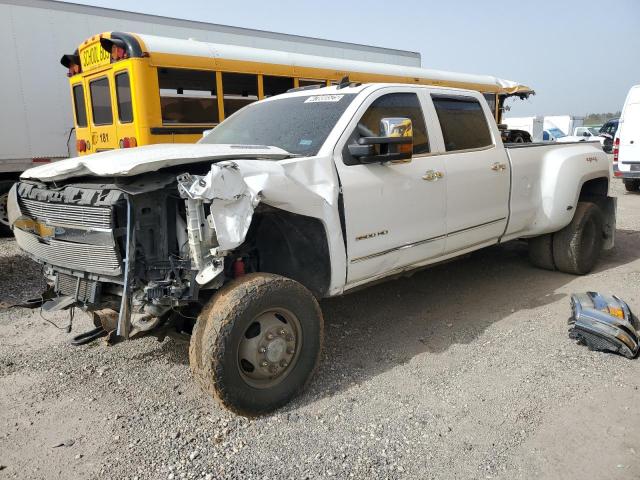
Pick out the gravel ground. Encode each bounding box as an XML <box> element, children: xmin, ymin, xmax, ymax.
<box><xmin>1</xmin><ymin>179</ymin><xmax>639</xmax><ymax>480</ymax></box>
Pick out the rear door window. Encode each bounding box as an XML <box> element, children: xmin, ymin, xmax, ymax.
<box><xmin>89</xmin><ymin>77</ymin><xmax>113</xmax><ymax>125</ymax></box>
<box><xmin>431</xmin><ymin>95</ymin><xmax>493</xmax><ymax>152</ymax></box>
<box><xmin>115</xmin><ymin>72</ymin><xmax>133</xmax><ymax>123</ymax></box>
<box><xmin>72</xmin><ymin>84</ymin><xmax>88</xmax><ymax>127</ymax></box>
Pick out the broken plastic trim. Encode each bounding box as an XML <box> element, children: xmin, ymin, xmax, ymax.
<box><xmin>116</xmin><ymin>195</ymin><xmax>135</xmax><ymax>339</ymax></box>
<box><xmin>569</xmin><ymin>292</ymin><xmax>640</xmax><ymax>359</ymax></box>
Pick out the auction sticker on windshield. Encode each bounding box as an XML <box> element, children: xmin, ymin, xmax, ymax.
<box><xmin>304</xmin><ymin>95</ymin><xmax>344</xmax><ymax>103</ymax></box>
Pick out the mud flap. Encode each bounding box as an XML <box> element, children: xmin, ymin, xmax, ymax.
<box><xmin>569</xmin><ymin>292</ymin><xmax>639</xmax><ymax>359</ymax></box>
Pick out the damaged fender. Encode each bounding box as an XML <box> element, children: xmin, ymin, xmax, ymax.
<box><xmin>177</xmin><ymin>159</ymin><xmax>340</xmax><ymax>285</ymax></box>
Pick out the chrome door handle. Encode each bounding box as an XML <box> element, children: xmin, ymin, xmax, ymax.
<box><xmin>491</xmin><ymin>162</ymin><xmax>507</xmax><ymax>171</ymax></box>
<box><xmin>422</xmin><ymin>170</ymin><xmax>444</xmax><ymax>181</ymax></box>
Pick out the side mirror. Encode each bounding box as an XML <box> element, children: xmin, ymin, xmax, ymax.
<box><xmin>583</xmin><ymin>131</ymin><xmax>590</xmax><ymax>137</ymax></box>
<box><xmin>348</xmin><ymin>117</ymin><xmax>413</xmax><ymax>164</ymax></box>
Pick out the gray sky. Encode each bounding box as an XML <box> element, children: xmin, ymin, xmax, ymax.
<box><xmin>72</xmin><ymin>0</ymin><xmax>640</xmax><ymax>117</ymax></box>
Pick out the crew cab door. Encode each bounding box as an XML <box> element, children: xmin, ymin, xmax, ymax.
<box><xmin>334</xmin><ymin>89</ymin><xmax>447</xmax><ymax>285</ymax></box>
<box><xmin>428</xmin><ymin>93</ymin><xmax>510</xmax><ymax>252</ymax></box>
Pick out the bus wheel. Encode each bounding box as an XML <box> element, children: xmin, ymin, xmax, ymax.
<box><xmin>0</xmin><ymin>181</ymin><xmax>14</xmax><ymax>236</ymax></box>
<box><xmin>552</xmin><ymin>202</ymin><xmax>604</xmax><ymax>275</ymax></box>
<box><xmin>189</xmin><ymin>273</ymin><xmax>323</xmax><ymax>416</ymax></box>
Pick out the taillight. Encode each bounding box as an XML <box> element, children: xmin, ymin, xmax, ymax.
<box><xmin>119</xmin><ymin>137</ymin><xmax>137</xmax><ymax>148</ymax></box>
<box><xmin>76</xmin><ymin>139</ymin><xmax>86</xmax><ymax>152</ymax></box>
<box><xmin>613</xmin><ymin>137</ymin><xmax>620</xmax><ymax>162</ymax></box>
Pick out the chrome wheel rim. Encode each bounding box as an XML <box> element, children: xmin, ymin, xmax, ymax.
<box><xmin>237</xmin><ymin>308</ymin><xmax>302</xmax><ymax>389</ymax></box>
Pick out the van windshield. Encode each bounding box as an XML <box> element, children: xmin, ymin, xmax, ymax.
<box><xmin>200</xmin><ymin>93</ymin><xmax>356</xmax><ymax>156</ymax></box>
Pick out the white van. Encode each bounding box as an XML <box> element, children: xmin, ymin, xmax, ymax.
<box><xmin>615</xmin><ymin>85</ymin><xmax>640</xmax><ymax>191</ymax></box>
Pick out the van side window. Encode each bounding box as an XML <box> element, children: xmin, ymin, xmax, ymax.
<box><xmin>357</xmin><ymin>92</ymin><xmax>430</xmax><ymax>154</ymax></box>
<box><xmin>72</xmin><ymin>84</ymin><xmax>88</xmax><ymax>127</ymax></box>
<box><xmin>432</xmin><ymin>95</ymin><xmax>493</xmax><ymax>152</ymax></box>
<box><xmin>221</xmin><ymin>73</ymin><xmax>259</xmax><ymax>117</ymax></box>
<box><xmin>263</xmin><ymin>76</ymin><xmax>295</xmax><ymax>97</ymax></box>
<box><xmin>115</xmin><ymin>72</ymin><xmax>133</xmax><ymax>123</ymax></box>
<box><xmin>89</xmin><ymin>77</ymin><xmax>113</xmax><ymax>125</ymax></box>
<box><xmin>158</xmin><ymin>68</ymin><xmax>218</xmax><ymax>124</ymax></box>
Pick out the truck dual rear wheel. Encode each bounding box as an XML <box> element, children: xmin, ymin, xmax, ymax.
<box><xmin>528</xmin><ymin>201</ymin><xmax>604</xmax><ymax>275</ymax></box>
<box><xmin>528</xmin><ymin>233</ymin><xmax>555</xmax><ymax>271</ymax></box>
<box><xmin>189</xmin><ymin>273</ymin><xmax>323</xmax><ymax>416</ymax></box>
<box><xmin>552</xmin><ymin>201</ymin><xmax>604</xmax><ymax>275</ymax></box>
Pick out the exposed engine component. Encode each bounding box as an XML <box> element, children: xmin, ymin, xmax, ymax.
<box><xmin>569</xmin><ymin>292</ymin><xmax>640</xmax><ymax>359</ymax></box>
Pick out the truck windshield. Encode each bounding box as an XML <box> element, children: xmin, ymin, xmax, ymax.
<box><xmin>199</xmin><ymin>93</ymin><xmax>357</xmax><ymax>156</ymax></box>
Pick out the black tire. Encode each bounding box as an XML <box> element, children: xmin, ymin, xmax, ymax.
<box><xmin>528</xmin><ymin>234</ymin><xmax>555</xmax><ymax>270</ymax></box>
<box><xmin>552</xmin><ymin>202</ymin><xmax>604</xmax><ymax>275</ymax></box>
<box><xmin>189</xmin><ymin>273</ymin><xmax>323</xmax><ymax>416</ymax></box>
<box><xmin>0</xmin><ymin>180</ymin><xmax>15</xmax><ymax>237</ymax></box>
<box><xmin>624</xmin><ymin>179</ymin><xmax>639</xmax><ymax>192</ymax></box>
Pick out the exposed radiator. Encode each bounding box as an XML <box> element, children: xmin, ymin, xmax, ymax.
<box><xmin>56</xmin><ymin>272</ymin><xmax>99</xmax><ymax>303</ymax></box>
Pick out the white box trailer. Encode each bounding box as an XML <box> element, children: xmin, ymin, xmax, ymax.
<box><xmin>0</xmin><ymin>0</ymin><xmax>421</xmax><ymax>229</ymax></box>
<box><xmin>503</xmin><ymin>116</ymin><xmax>545</xmax><ymax>142</ymax></box>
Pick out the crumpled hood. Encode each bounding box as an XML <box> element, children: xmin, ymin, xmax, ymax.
<box><xmin>20</xmin><ymin>143</ymin><xmax>292</xmax><ymax>182</ymax></box>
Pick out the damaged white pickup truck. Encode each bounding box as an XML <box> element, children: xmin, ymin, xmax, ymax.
<box><xmin>9</xmin><ymin>83</ymin><xmax>615</xmax><ymax>415</ymax></box>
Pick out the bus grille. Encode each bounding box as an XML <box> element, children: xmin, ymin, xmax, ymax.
<box><xmin>18</xmin><ymin>198</ymin><xmax>112</xmax><ymax>230</ymax></box>
<box><xmin>14</xmin><ymin>228</ymin><xmax>122</xmax><ymax>276</ymax></box>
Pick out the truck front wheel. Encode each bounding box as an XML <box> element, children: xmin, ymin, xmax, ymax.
<box><xmin>552</xmin><ymin>201</ymin><xmax>604</xmax><ymax>275</ymax></box>
<box><xmin>189</xmin><ymin>273</ymin><xmax>323</xmax><ymax>416</ymax></box>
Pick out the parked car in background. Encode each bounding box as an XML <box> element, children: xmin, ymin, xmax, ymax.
<box><xmin>598</xmin><ymin>119</ymin><xmax>619</xmax><ymax>153</ymax></box>
<box><xmin>574</xmin><ymin>126</ymin><xmax>602</xmax><ymax>137</ymax></box>
<box><xmin>615</xmin><ymin>85</ymin><xmax>640</xmax><ymax>191</ymax></box>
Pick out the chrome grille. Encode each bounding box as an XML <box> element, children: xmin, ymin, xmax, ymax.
<box><xmin>18</xmin><ymin>198</ymin><xmax>112</xmax><ymax>230</ymax></box>
<box><xmin>57</xmin><ymin>273</ymin><xmax>98</xmax><ymax>303</ymax></box>
<box><xmin>14</xmin><ymin>228</ymin><xmax>122</xmax><ymax>276</ymax></box>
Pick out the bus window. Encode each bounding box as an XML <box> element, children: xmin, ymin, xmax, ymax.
<box><xmin>158</xmin><ymin>68</ymin><xmax>219</xmax><ymax>124</ymax></box>
<box><xmin>483</xmin><ymin>93</ymin><xmax>497</xmax><ymax>119</ymax></box>
<box><xmin>222</xmin><ymin>73</ymin><xmax>258</xmax><ymax>117</ymax></box>
<box><xmin>89</xmin><ymin>77</ymin><xmax>113</xmax><ymax>125</ymax></box>
<box><xmin>263</xmin><ymin>75</ymin><xmax>294</xmax><ymax>97</ymax></box>
<box><xmin>298</xmin><ymin>78</ymin><xmax>325</xmax><ymax>88</ymax></box>
<box><xmin>72</xmin><ymin>84</ymin><xmax>88</xmax><ymax>127</ymax></box>
<box><xmin>115</xmin><ymin>72</ymin><xmax>133</xmax><ymax>123</ymax></box>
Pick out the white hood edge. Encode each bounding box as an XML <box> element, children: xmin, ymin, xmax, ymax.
<box><xmin>20</xmin><ymin>143</ymin><xmax>292</xmax><ymax>182</ymax></box>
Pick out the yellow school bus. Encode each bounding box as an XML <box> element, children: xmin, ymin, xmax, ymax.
<box><xmin>61</xmin><ymin>32</ymin><xmax>533</xmax><ymax>155</ymax></box>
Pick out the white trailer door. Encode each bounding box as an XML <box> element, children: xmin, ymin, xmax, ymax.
<box><xmin>334</xmin><ymin>90</ymin><xmax>446</xmax><ymax>285</ymax></box>
<box><xmin>429</xmin><ymin>94</ymin><xmax>510</xmax><ymax>253</ymax></box>
<box><xmin>619</xmin><ymin>102</ymin><xmax>640</xmax><ymax>164</ymax></box>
